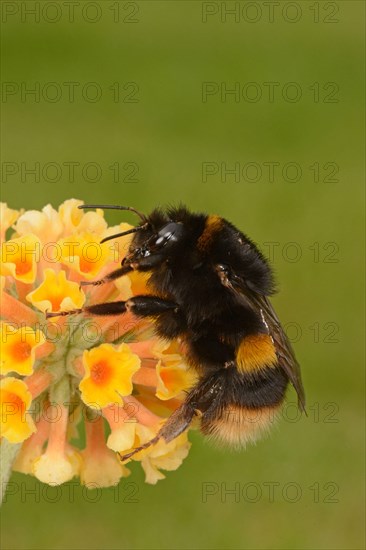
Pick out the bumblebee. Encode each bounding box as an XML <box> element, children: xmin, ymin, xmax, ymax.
<box><xmin>49</xmin><ymin>204</ymin><xmax>305</xmax><ymax>459</ymax></box>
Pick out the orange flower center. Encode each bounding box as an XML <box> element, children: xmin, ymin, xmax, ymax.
<box><xmin>160</xmin><ymin>368</ymin><xmax>184</xmax><ymax>388</ymax></box>
<box><xmin>79</xmin><ymin>257</ymin><xmax>93</xmax><ymax>273</ymax></box>
<box><xmin>90</xmin><ymin>361</ymin><xmax>112</xmax><ymax>385</ymax></box>
<box><xmin>15</xmin><ymin>260</ymin><xmax>32</xmax><ymax>275</ymax></box>
<box><xmin>2</xmin><ymin>391</ymin><xmax>25</xmax><ymax>415</ymax></box>
<box><xmin>11</xmin><ymin>341</ymin><xmax>32</xmax><ymax>362</ymax></box>
<box><xmin>48</xmin><ymin>293</ymin><xmax>64</xmax><ymax>311</ymax></box>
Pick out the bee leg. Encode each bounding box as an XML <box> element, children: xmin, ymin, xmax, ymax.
<box><xmin>45</xmin><ymin>300</ymin><xmax>129</xmax><ymax>319</ymax></box>
<box><xmin>124</xmin><ymin>295</ymin><xmax>179</xmax><ymax>316</ymax></box>
<box><xmin>118</xmin><ymin>372</ymin><xmax>224</xmax><ymax>462</ymax></box>
<box><xmin>79</xmin><ymin>265</ymin><xmax>132</xmax><ymax>288</ymax></box>
<box><xmin>46</xmin><ymin>295</ymin><xmax>179</xmax><ymax>319</ymax></box>
<box><xmin>118</xmin><ymin>400</ymin><xmax>197</xmax><ymax>462</ymax></box>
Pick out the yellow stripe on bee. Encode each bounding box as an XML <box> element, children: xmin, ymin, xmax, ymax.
<box><xmin>197</xmin><ymin>215</ymin><xmax>223</xmax><ymax>252</ymax></box>
<box><xmin>236</xmin><ymin>334</ymin><xmax>277</xmax><ymax>373</ymax></box>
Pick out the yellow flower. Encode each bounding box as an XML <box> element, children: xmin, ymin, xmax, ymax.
<box><xmin>26</xmin><ymin>268</ymin><xmax>85</xmax><ymax>313</ymax></box>
<box><xmin>80</xmin><ymin>343</ymin><xmax>141</xmax><ymax>408</ymax></box>
<box><xmin>0</xmin><ymin>321</ymin><xmax>46</xmax><ymax>376</ymax></box>
<box><xmin>13</xmin><ymin>417</ymin><xmax>50</xmax><ymax>475</ymax></box>
<box><xmin>125</xmin><ymin>424</ymin><xmax>191</xmax><ymax>484</ymax></box>
<box><xmin>131</xmin><ymin>339</ymin><xmax>197</xmax><ymax>400</ymax></box>
<box><xmin>101</xmin><ymin>222</ymin><xmax>135</xmax><ymax>254</ymax></box>
<box><xmin>142</xmin><ymin>431</ymin><xmax>191</xmax><ymax>484</ymax></box>
<box><xmin>14</xmin><ymin>204</ymin><xmax>63</xmax><ymax>243</ymax></box>
<box><xmin>58</xmin><ymin>232</ymin><xmax>113</xmax><ymax>279</ymax></box>
<box><xmin>103</xmin><ymin>404</ymin><xmax>137</xmax><ymax>452</ymax></box>
<box><xmin>0</xmin><ymin>377</ymin><xmax>36</xmax><ymax>443</ymax></box>
<box><xmin>115</xmin><ymin>269</ymin><xmax>152</xmax><ymax>300</ymax></box>
<box><xmin>33</xmin><ymin>447</ymin><xmax>81</xmax><ymax>485</ymax></box>
<box><xmin>1</xmin><ymin>234</ymin><xmax>40</xmax><ymax>284</ymax></box>
<box><xmin>80</xmin><ymin>417</ymin><xmax>130</xmax><ymax>487</ymax></box>
<box><xmin>59</xmin><ymin>198</ymin><xmax>107</xmax><ymax>235</ymax></box>
<box><xmin>107</xmin><ymin>422</ymin><xmax>137</xmax><ymax>453</ymax></box>
<box><xmin>58</xmin><ymin>198</ymin><xmax>84</xmax><ymax>231</ymax></box>
<box><xmin>1</xmin><ymin>199</ymin><xmax>194</xmax><ymax>491</ymax></box>
<box><xmin>0</xmin><ymin>203</ymin><xmax>21</xmax><ymax>240</ymax></box>
<box><xmin>32</xmin><ymin>404</ymin><xmax>81</xmax><ymax>485</ymax></box>
<box><xmin>156</xmin><ymin>361</ymin><xmax>197</xmax><ymax>400</ymax></box>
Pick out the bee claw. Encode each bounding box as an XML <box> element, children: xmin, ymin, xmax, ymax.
<box><xmin>117</xmin><ymin>434</ymin><xmax>161</xmax><ymax>463</ymax></box>
<box><xmin>45</xmin><ymin>309</ymin><xmax>82</xmax><ymax>319</ymax></box>
<box><xmin>80</xmin><ymin>280</ymin><xmax>102</xmax><ymax>288</ymax></box>
<box><xmin>117</xmin><ymin>449</ymin><xmax>139</xmax><ymax>462</ymax></box>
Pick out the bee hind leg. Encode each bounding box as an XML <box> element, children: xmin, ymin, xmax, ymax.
<box><xmin>118</xmin><ymin>371</ymin><xmax>225</xmax><ymax>462</ymax></box>
<box><xmin>118</xmin><ymin>401</ymin><xmax>197</xmax><ymax>462</ymax></box>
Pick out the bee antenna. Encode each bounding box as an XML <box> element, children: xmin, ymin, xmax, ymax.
<box><xmin>78</xmin><ymin>204</ymin><xmax>148</xmax><ymax>223</ymax></box>
<box><xmin>100</xmin><ymin>223</ymin><xmax>149</xmax><ymax>244</ymax></box>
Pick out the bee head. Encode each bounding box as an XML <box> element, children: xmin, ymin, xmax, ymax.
<box><xmin>125</xmin><ymin>221</ymin><xmax>187</xmax><ymax>268</ymax></box>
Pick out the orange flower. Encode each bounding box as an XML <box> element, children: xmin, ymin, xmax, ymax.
<box><xmin>58</xmin><ymin>233</ymin><xmax>113</xmax><ymax>279</ymax></box>
<box><xmin>79</xmin><ymin>343</ymin><xmax>141</xmax><ymax>408</ymax></box>
<box><xmin>80</xmin><ymin>416</ymin><xmax>130</xmax><ymax>487</ymax></box>
<box><xmin>1</xmin><ymin>234</ymin><xmax>40</xmax><ymax>284</ymax></box>
<box><xmin>0</xmin><ymin>199</ymin><xmax>193</xmax><ymax>492</ymax></box>
<box><xmin>0</xmin><ymin>377</ymin><xmax>36</xmax><ymax>443</ymax></box>
<box><xmin>26</xmin><ymin>268</ymin><xmax>85</xmax><ymax>313</ymax></box>
<box><xmin>0</xmin><ymin>203</ymin><xmax>21</xmax><ymax>241</ymax></box>
<box><xmin>0</xmin><ymin>321</ymin><xmax>46</xmax><ymax>376</ymax></box>
<box><xmin>122</xmin><ymin>424</ymin><xmax>191</xmax><ymax>484</ymax></box>
<box><xmin>103</xmin><ymin>403</ymin><xmax>138</xmax><ymax>452</ymax></box>
<box><xmin>32</xmin><ymin>404</ymin><xmax>81</xmax><ymax>485</ymax></box>
<box><xmin>14</xmin><ymin>204</ymin><xmax>63</xmax><ymax>243</ymax></box>
<box><xmin>13</xmin><ymin>416</ymin><xmax>50</xmax><ymax>475</ymax></box>
<box><xmin>58</xmin><ymin>199</ymin><xmax>107</xmax><ymax>235</ymax></box>
<box><xmin>156</xmin><ymin>361</ymin><xmax>197</xmax><ymax>400</ymax></box>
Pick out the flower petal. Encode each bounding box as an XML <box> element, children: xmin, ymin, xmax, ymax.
<box><xmin>58</xmin><ymin>232</ymin><xmax>113</xmax><ymax>279</ymax></box>
<box><xmin>15</xmin><ymin>204</ymin><xmax>63</xmax><ymax>243</ymax></box>
<box><xmin>26</xmin><ymin>268</ymin><xmax>85</xmax><ymax>313</ymax></box>
<box><xmin>0</xmin><ymin>377</ymin><xmax>36</xmax><ymax>443</ymax></box>
<box><xmin>0</xmin><ymin>321</ymin><xmax>46</xmax><ymax>376</ymax></box>
<box><xmin>80</xmin><ymin>343</ymin><xmax>140</xmax><ymax>408</ymax></box>
<box><xmin>1</xmin><ymin>234</ymin><xmax>40</xmax><ymax>283</ymax></box>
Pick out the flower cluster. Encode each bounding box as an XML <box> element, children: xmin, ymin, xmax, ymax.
<box><xmin>0</xmin><ymin>199</ymin><xmax>195</xmax><ymax>488</ymax></box>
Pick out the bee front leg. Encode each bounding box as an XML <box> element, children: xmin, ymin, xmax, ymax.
<box><xmin>46</xmin><ymin>295</ymin><xmax>179</xmax><ymax>319</ymax></box>
<box><xmin>79</xmin><ymin>264</ymin><xmax>133</xmax><ymax>288</ymax></box>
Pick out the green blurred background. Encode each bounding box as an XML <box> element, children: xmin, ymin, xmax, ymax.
<box><xmin>1</xmin><ymin>1</ymin><xmax>364</xmax><ymax>549</ymax></box>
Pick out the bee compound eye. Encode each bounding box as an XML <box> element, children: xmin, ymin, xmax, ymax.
<box><xmin>155</xmin><ymin>222</ymin><xmax>185</xmax><ymax>249</ymax></box>
<box><xmin>155</xmin><ymin>234</ymin><xmax>169</xmax><ymax>246</ymax></box>
<box><xmin>217</xmin><ymin>263</ymin><xmax>229</xmax><ymax>274</ymax></box>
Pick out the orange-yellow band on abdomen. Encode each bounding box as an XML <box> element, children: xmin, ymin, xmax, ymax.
<box><xmin>236</xmin><ymin>333</ymin><xmax>277</xmax><ymax>373</ymax></box>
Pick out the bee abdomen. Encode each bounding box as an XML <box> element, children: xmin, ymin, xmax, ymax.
<box><xmin>201</xmin><ymin>404</ymin><xmax>281</xmax><ymax>449</ymax></box>
<box><xmin>200</xmin><ymin>366</ymin><xmax>288</xmax><ymax>448</ymax></box>
<box><xmin>236</xmin><ymin>333</ymin><xmax>277</xmax><ymax>373</ymax></box>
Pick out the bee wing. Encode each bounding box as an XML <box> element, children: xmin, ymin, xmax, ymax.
<box><xmin>238</xmin><ymin>287</ymin><xmax>306</xmax><ymax>412</ymax></box>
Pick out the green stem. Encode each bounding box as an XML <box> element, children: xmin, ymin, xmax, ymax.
<box><xmin>0</xmin><ymin>440</ymin><xmax>21</xmax><ymax>505</ymax></box>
